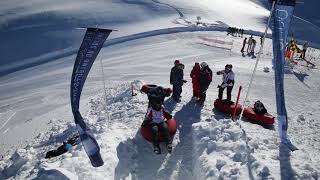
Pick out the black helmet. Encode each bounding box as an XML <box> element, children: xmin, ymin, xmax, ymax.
<box><xmin>155</xmin><ymin>86</ymin><xmax>163</xmax><ymax>94</ymax></box>
<box><xmin>225</xmin><ymin>64</ymin><xmax>233</xmax><ymax>69</ymax></box>
<box><xmin>150</xmin><ymin>86</ymin><xmax>163</xmax><ymax>96</ymax></box>
<box><xmin>164</xmin><ymin>88</ymin><xmax>172</xmax><ymax>97</ymax></box>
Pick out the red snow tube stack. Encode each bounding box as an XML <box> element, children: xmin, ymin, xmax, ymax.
<box><xmin>214</xmin><ymin>99</ymin><xmax>242</xmax><ymax>115</ymax></box>
<box><xmin>243</xmin><ymin>107</ymin><xmax>275</xmax><ymax>125</ymax></box>
<box><xmin>140</xmin><ymin>118</ymin><xmax>177</xmax><ymax>142</ymax></box>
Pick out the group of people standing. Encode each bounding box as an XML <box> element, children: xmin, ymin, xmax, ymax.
<box><xmin>241</xmin><ymin>35</ymin><xmax>258</xmax><ymax>56</ymax></box>
<box><xmin>189</xmin><ymin>62</ymin><xmax>212</xmax><ymax>105</ymax></box>
<box><xmin>170</xmin><ymin>60</ymin><xmax>235</xmax><ymax>105</ymax></box>
<box><xmin>170</xmin><ymin>60</ymin><xmax>213</xmax><ymax>105</ymax></box>
<box><xmin>227</xmin><ymin>27</ymin><xmax>244</xmax><ymax>37</ymax></box>
<box><xmin>142</xmin><ymin>60</ymin><xmax>236</xmax><ymax>154</ymax></box>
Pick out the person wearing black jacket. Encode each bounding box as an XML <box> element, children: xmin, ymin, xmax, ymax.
<box><xmin>170</xmin><ymin>60</ymin><xmax>186</xmax><ymax>102</ymax></box>
<box><xmin>240</xmin><ymin>37</ymin><xmax>247</xmax><ymax>54</ymax></box>
<box><xmin>198</xmin><ymin>62</ymin><xmax>212</xmax><ymax>105</ymax></box>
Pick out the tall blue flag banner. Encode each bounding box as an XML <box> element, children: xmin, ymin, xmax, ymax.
<box><xmin>271</xmin><ymin>0</ymin><xmax>295</xmax><ymax>145</ymax></box>
<box><xmin>71</xmin><ymin>28</ymin><xmax>112</xmax><ymax>167</ymax></box>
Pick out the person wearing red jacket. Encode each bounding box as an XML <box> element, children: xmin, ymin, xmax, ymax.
<box><xmin>190</xmin><ymin>62</ymin><xmax>201</xmax><ymax>99</ymax></box>
<box><xmin>142</xmin><ymin>103</ymin><xmax>173</xmax><ymax>154</ymax></box>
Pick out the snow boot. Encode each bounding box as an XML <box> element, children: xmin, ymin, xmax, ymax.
<box><xmin>166</xmin><ymin>143</ymin><xmax>172</xmax><ymax>153</ymax></box>
<box><xmin>154</xmin><ymin>145</ymin><xmax>161</xmax><ymax>154</ymax></box>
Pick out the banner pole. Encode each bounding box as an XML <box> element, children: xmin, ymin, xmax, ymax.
<box><xmin>237</xmin><ymin>1</ymin><xmax>276</xmax><ymax>122</ymax></box>
<box><xmin>99</xmin><ymin>58</ymin><xmax>108</xmax><ymax>114</ymax></box>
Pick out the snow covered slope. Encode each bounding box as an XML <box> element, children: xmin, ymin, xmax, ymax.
<box><xmin>0</xmin><ymin>0</ymin><xmax>320</xmax><ymax>179</ymax></box>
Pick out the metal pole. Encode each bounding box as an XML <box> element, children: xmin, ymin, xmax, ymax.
<box><xmin>238</xmin><ymin>1</ymin><xmax>276</xmax><ymax>122</ymax></box>
<box><xmin>99</xmin><ymin>58</ymin><xmax>108</xmax><ymax>119</ymax></box>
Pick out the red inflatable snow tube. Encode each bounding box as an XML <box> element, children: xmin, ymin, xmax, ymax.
<box><xmin>141</xmin><ymin>84</ymin><xmax>158</xmax><ymax>94</ymax></box>
<box><xmin>140</xmin><ymin>118</ymin><xmax>177</xmax><ymax>142</ymax></box>
<box><xmin>214</xmin><ymin>99</ymin><xmax>242</xmax><ymax>115</ymax></box>
<box><xmin>243</xmin><ymin>107</ymin><xmax>275</xmax><ymax>125</ymax></box>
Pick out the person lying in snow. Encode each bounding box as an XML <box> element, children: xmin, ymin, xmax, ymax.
<box><xmin>45</xmin><ymin>134</ymin><xmax>79</xmax><ymax>159</ymax></box>
<box><xmin>142</xmin><ymin>102</ymin><xmax>173</xmax><ymax>154</ymax></box>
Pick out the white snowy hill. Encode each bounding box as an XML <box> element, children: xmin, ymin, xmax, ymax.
<box><xmin>0</xmin><ymin>0</ymin><xmax>319</xmax><ymax>179</ymax></box>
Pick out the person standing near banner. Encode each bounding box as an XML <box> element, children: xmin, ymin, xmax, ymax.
<box><xmin>217</xmin><ymin>64</ymin><xmax>235</xmax><ymax>103</ymax></box>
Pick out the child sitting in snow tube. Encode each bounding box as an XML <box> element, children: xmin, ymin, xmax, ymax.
<box><xmin>140</xmin><ymin>102</ymin><xmax>176</xmax><ymax>154</ymax></box>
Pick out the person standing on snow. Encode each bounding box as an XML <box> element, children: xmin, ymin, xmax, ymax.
<box><xmin>250</xmin><ymin>38</ymin><xmax>257</xmax><ymax>55</ymax></box>
<box><xmin>217</xmin><ymin>64</ymin><xmax>235</xmax><ymax>102</ymax></box>
<box><xmin>190</xmin><ymin>62</ymin><xmax>201</xmax><ymax>100</ymax></box>
<box><xmin>289</xmin><ymin>38</ymin><xmax>298</xmax><ymax>60</ymax></box>
<box><xmin>247</xmin><ymin>35</ymin><xmax>253</xmax><ymax>53</ymax></box>
<box><xmin>300</xmin><ymin>41</ymin><xmax>308</xmax><ymax>59</ymax></box>
<box><xmin>142</xmin><ymin>102</ymin><xmax>173</xmax><ymax>154</ymax></box>
<box><xmin>240</xmin><ymin>37</ymin><xmax>247</xmax><ymax>54</ymax></box>
<box><xmin>198</xmin><ymin>62</ymin><xmax>212</xmax><ymax>105</ymax></box>
<box><xmin>170</xmin><ymin>60</ymin><xmax>186</xmax><ymax>102</ymax></box>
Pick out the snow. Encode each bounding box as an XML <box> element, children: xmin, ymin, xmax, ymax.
<box><xmin>1</xmin><ymin>0</ymin><xmax>320</xmax><ymax>179</ymax></box>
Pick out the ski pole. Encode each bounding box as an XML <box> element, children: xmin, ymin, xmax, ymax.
<box><xmin>232</xmin><ymin>86</ymin><xmax>242</xmax><ymax>121</ymax></box>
